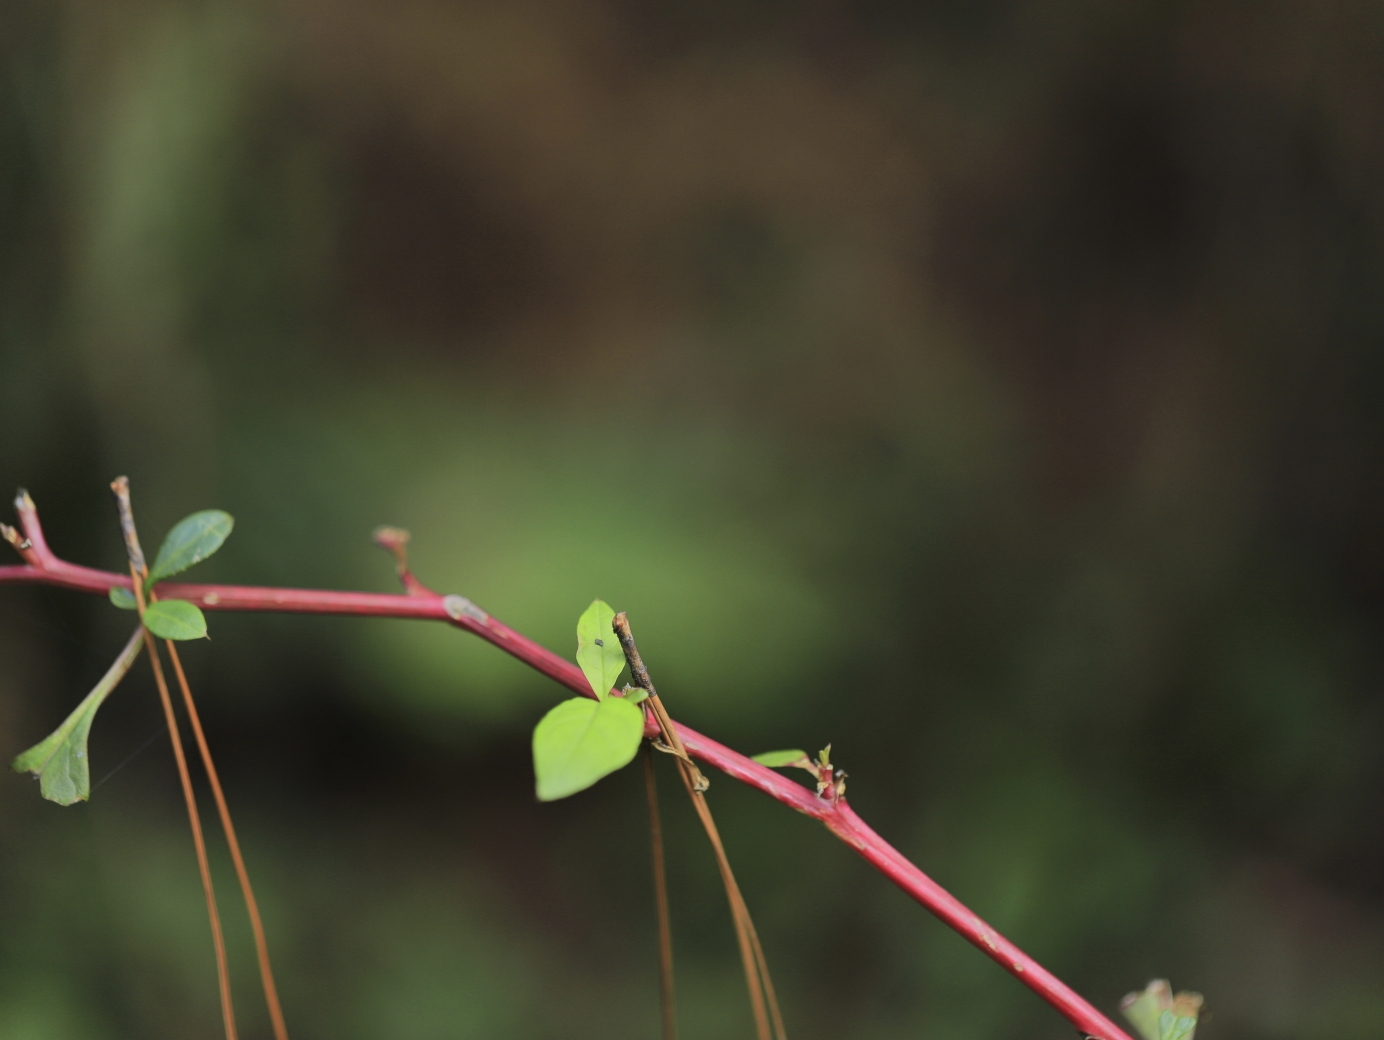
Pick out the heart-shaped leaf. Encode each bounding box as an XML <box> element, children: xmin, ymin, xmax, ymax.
<box><xmin>533</xmin><ymin>695</ymin><xmax>644</xmax><ymax>801</ymax></box>
<box><xmin>142</xmin><ymin>599</ymin><xmax>208</xmax><ymax>641</ymax></box>
<box><xmin>11</xmin><ymin>627</ymin><xmax>145</xmax><ymax>805</ymax></box>
<box><xmin>752</xmin><ymin>749</ymin><xmax>810</xmax><ymax>768</ymax></box>
<box><xmin>146</xmin><ymin>510</ymin><xmax>233</xmax><ymax>589</ymax></box>
<box><xmin>576</xmin><ymin>599</ymin><xmax>625</xmax><ymax>699</ymax></box>
<box><xmin>109</xmin><ymin>586</ymin><xmax>137</xmax><ymax>610</ymax></box>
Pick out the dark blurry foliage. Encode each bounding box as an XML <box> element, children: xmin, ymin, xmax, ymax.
<box><xmin>2</xmin><ymin>0</ymin><xmax>1383</xmax><ymax>1038</ymax></box>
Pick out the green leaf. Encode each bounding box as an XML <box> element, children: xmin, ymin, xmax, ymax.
<box><xmin>1121</xmin><ymin>980</ymin><xmax>1169</xmax><ymax>1040</ymax></box>
<box><xmin>142</xmin><ymin>599</ymin><xmax>208</xmax><ymax>640</ymax></box>
<box><xmin>1122</xmin><ymin>981</ymin><xmax>1201</xmax><ymax>1040</ymax></box>
<box><xmin>146</xmin><ymin>510</ymin><xmax>233</xmax><ymax>589</ymax></box>
<box><xmin>109</xmin><ymin>586</ymin><xmax>137</xmax><ymax>610</ymax></box>
<box><xmin>533</xmin><ymin>695</ymin><xmax>645</xmax><ymax>801</ymax></box>
<box><xmin>12</xmin><ymin>628</ymin><xmax>145</xmax><ymax>805</ymax></box>
<box><xmin>575</xmin><ymin>599</ymin><xmax>625</xmax><ymax>700</ymax></box>
<box><xmin>1159</xmin><ymin>1011</ymin><xmax>1198</xmax><ymax>1040</ymax></box>
<box><xmin>752</xmin><ymin>749</ymin><xmax>809</xmax><ymax>768</ymax></box>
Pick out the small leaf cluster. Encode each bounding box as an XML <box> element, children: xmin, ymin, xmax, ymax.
<box><xmin>531</xmin><ymin>600</ymin><xmax>645</xmax><ymax>801</ymax></box>
<box><xmin>1121</xmin><ymin>980</ymin><xmax>1202</xmax><ymax>1040</ymax></box>
<box><xmin>13</xmin><ymin>508</ymin><xmax>234</xmax><ymax>804</ymax></box>
<box><xmin>753</xmin><ymin>744</ymin><xmax>845</xmax><ymax>796</ymax></box>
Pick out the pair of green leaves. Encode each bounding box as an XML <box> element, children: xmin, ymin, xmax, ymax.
<box><xmin>13</xmin><ymin>508</ymin><xmax>235</xmax><ymax>805</ymax></box>
<box><xmin>109</xmin><ymin>510</ymin><xmax>234</xmax><ymax>640</ymax></box>
<box><xmin>532</xmin><ymin>600</ymin><xmax>646</xmax><ymax>801</ymax></box>
<box><xmin>1122</xmin><ymin>980</ymin><xmax>1202</xmax><ymax>1040</ymax></box>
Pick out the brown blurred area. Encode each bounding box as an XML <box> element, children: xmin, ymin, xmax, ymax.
<box><xmin>2</xmin><ymin>1</ymin><xmax>1383</xmax><ymax>1038</ymax></box>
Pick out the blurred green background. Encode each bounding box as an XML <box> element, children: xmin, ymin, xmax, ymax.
<box><xmin>3</xmin><ymin>1</ymin><xmax>1383</xmax><ymax>1037</ymax></box>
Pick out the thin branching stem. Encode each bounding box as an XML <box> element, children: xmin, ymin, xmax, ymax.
<box><xmin>1</xmin><ymin>488</ymin><xmax>1136</xmax><ymax>1040</ymax></box>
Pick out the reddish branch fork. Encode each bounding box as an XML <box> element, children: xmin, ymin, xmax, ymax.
<box><xmin>0</xmin><ymin>492</ymin><xmax>1131</xmax><ymax>1040</ymax></box>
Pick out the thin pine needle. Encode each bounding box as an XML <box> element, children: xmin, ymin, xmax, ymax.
<box><xmin>164</xmin><ymin>640</ymin><xmax>290</xmax><ymax>1040</ymax></box>
<box><xmin>614</xmin><ymin>612</ymin><xmax>785</xmax><ymax>1040</ymax></box>
<box><xmin>644</xmin><ymin>746</ymin><xmax>677</xmax><ymax>1040</ymax></box>
<box><xmin>142</xmin><ymin>629</ymin><xmax>238</xmax><ymax>1040</ymax></box>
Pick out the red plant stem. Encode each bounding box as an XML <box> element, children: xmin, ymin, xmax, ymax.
<box><xmin>0</xmin><ymin>494</ymin><xmax>1133</xmax><ymax>1040</ymax></box>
